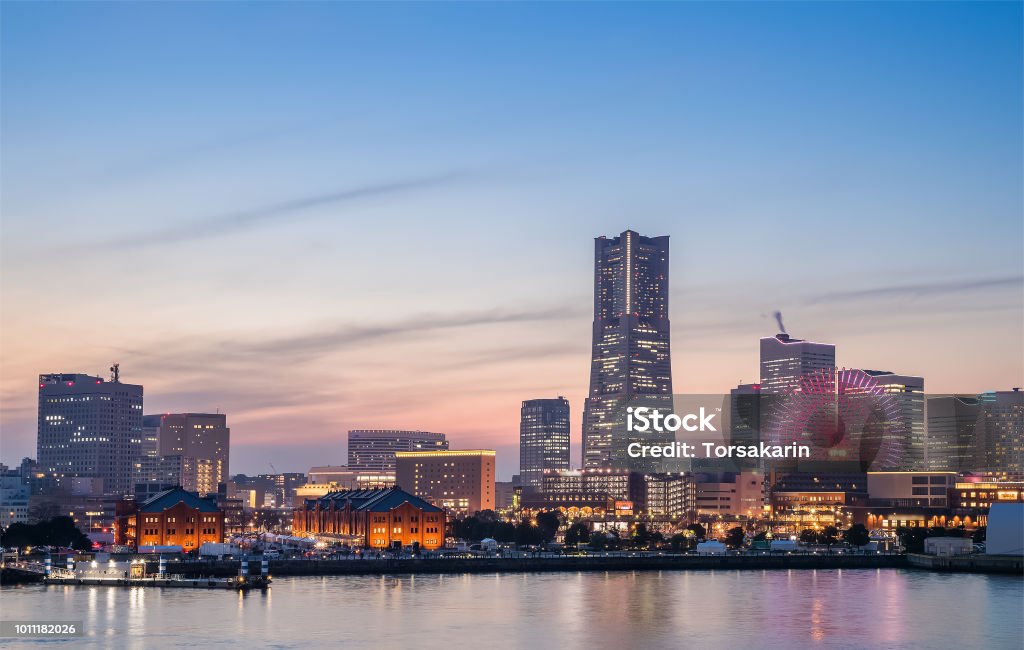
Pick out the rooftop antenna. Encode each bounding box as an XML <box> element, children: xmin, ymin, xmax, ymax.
<box><xmin>110</xmin><ymin>363</ymin><xmax>120</xmax><ymax>384</ymax></box>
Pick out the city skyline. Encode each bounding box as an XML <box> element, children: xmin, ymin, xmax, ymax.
<box><xmin>2</xmin><ymin>3</ymin><xmax>1022</xmax><ymax>479</ymax></box>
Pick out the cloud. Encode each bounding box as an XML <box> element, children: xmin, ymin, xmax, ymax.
<box><xmin>805</xmin><ymin>275</ymin><xmax>1023</xmax><ymax>305</ymax></box>
<box><xmin>75</xmin><ymin>171</ymin><xmax>468</xmax><ymax>251</ymax></box>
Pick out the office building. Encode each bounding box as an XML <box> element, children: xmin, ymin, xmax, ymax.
<box><xmin>37</xmin><ymin>372</ymin><xmax>144</xmax><ymax>495</ymax></box>
<box><xmin>139</xmin><ymin>413</ymin><xmax>230</xmax><ymax>496</ymax></box>
<box><xmin>520</xmin><ymin>397</ymin><xmax>571</xmax><ymax>490</ymax></box>
<box><xmin>925</xmin><ymin>395</ymin><xmax>981</xmax><ymax>472</ymax></box>
<box><xmin>863</xmin><ymin>371</ymin><xmax>925</xmax><ymax>470</ymax></box>
<box><xmin>759</xmin><ymin>333</ymin><xmax>835</xmax><ymax>395</ymax></box>
<box><xmin>347</xmin><ymin>430</ymin><xmax>447</xmax><ymax>473</ymax></box>
<box><xmin>977</xmin><ymin>389</ymin><xmax>1024</xmax><ymax>473</ymax></box>
<box><xmin>583</xmin><ymin>230</ymin><xmax>673</xmax><ymax>470</ymax></box>
<box><xmin>395</xmin><ymin>450</ymin><xmax>495</xmax><ymax>515</ymax></box>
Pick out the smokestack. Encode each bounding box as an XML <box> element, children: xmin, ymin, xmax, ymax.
<box><xmin>773</xmin><ymin>310</ymin><xmax>787</xmax><ymax>335</ymax></box>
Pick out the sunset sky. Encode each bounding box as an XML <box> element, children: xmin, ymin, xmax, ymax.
<box><xmin>2</xmin><ymin>2</ymin><xmax>1021</xmax><ymax>479</ymax></box>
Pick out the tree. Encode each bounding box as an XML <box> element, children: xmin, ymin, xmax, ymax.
<box><xmin>669</xmin><ymin>533</ymin><xmax>687</xmax><ymax>552</ymax></box>
<box><xmin>724</xmin><ymin>526</ymin><xmax>745</xmax><ymax>549</ymax></box>
<box><xmin>896</xmin><ymin>526</ymin><xmax>928</xmax><ymax>554</ymax></box>
<box><xmin>535</xmin><ymin>511</ymin><xmax>561</xmax><ymax>542</ymax></box>
<box><xmin>799</xmin><ymin>529</ymin><xmax>819</xmax><ymax>545</ymax></box>
<box><xmin>0</xmin><ymin>516</ymin><xmax>91</xmax><ymax>551</ymax></box>
<box><xmin>820</xmin><ymin>525</ymin><xmax>839</xmax><ymax>547</ymax></box>
<box><xmin>631</xmin><ymin>523</ymin><xmax>651</xmax><ymax>548</ymax></box>
<box><xmin>972</xmin><ymin>526</ymin><xmax>987</xmax><ymax>543</ymax></box>
<box><xmin>514</xmin><ymin>521</ymin><xmax>544</xmax><ymax>547</ymax></box>
<box><xmin>588</xmin><ymin>531</ymin><xmax>609</xmax><ymax>551</ymax></box>
<box><xmin>842</xmin><ymin>524</ymin><xmax>870</xmax><ymax>547</ymax></box>
<box><xmin>685</xmin><ymin>523</ymin><xmax>707</xmax><ymax>541</ymax></box>
<box><xmin>564</xmin><ymin>522</ymin><xmax>590</xmax><ymax>546</ymax></box>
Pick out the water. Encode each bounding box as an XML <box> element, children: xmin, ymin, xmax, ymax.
<box><xmin>1</xmin><ymin>570</ymin><xmax>1021</xmax><ymax>649</ymax></box>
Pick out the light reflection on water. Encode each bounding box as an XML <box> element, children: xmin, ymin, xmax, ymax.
<box><xmin>1</xmin><ymin>569</ymin><xmax>1021</xmax><ymax>649</ymax></box>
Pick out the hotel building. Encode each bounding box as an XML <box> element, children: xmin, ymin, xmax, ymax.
<box><xmin>395</xmin><ymin>450</ymin><xmax>495</xmax><ymax>515</ymax></box>
<box><xmin>347</xmin><ymin>429</ymin><xmax>447</xmax><ymax>474</ymax></box>
<box><xmin>759</xmin><ymin>333</ymin><xmax>835</xmax><ymax>395</ymax></box>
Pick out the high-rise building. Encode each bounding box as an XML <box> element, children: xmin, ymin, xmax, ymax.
<box><xmin>925</xmin><ymin>396</ymin><xmax>981</xmax><ymax>472</ymax></box>
<box><xmin>520</xmin><ymin>397</ymin><xmax>571</xmax><ymax>490</ymax></box>
<box><xmin>394</xmin><ymin>450</ymin><xmax>495</xmax><ymax>515</ymax></box>
<box><xmin>347</xmin><ymin>430</ymin><xmax>447</xmax><ymax>474</ymax></box>
<box><xmin>139</xmin><ymin>413</ymin><xmax>230</xmax><ymax>496</ymax></box>
<box><xmin>728</xmin><ymin>383</ymin><xmax>762</xmax><ymax>470</ymax></box>
<box><xmin>37</xmin><ymin>372</ymin><xmax>144</xmax><ymax>495</ymax></box>
<box><xmin>583</xmin><ymin>230</ymin><xmax>673</xmax><ymax>470</ymax></box>
<box><xmin>863</xmin><ymin>371</ymin><xmax>925</xmax><ymax>471</ymax></box>
<box><xmin>977</xmin><ymin>389</ymin><xmax>1024</xmax><ymax>473</ymax></box>
<box><xmin>759</xmin><ymin>333</ymin><xmax>835</xmax><ymax>394</ymax></box>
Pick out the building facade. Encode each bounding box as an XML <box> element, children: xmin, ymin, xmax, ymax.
<box><xmin>864</xmin><ymin>371</ymin><xmax>925</xmax><ymax>470</ymax></box>
<box><xmin>114</xmin><ymin>487</ymin><xmax>224</xmax><ymax>550</ymax></box>
<box><xmin>759</xmin><ymin>333</ymin><xmax>835</xmax><ymax>395</ymax></box>
<box><xmin>38</xmin><ymin>372</ymin><xmax>144</xmax><ymax>495</ymax></box>
<box><xmin>292</xmin><ymin>487</ymin><xmax>446</xmax><ymax>550</ymax></box>
<box><xmin>395</xmin><ymin>450</ymin><xmax>495</xmax><ymax>515</ymax></box>
<box><xmin>583</xmin><ymin>230</ymin><xmax>673</xmax><ymax>470</ymax></box>
<box><xmin>347</xmin><ymin>430</ymin><xmax>448</xmax><ymax>474</ymax></box>
<box><xmin>977</xmin><ymin>390</ymin><xmax>1024</xmax><ymax>473</ymax></box>
<box><xmin>137</xmin><ymin>413</ymin><xmax>230</xmax><ymax>496</ymax></box>
<box><xmin>520</xmin><ymin>397</ymin><xmax>571</xmax><ymax>490</ymax></box>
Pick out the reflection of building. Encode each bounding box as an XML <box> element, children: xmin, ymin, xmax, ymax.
<box><xmin>520</xmin><ymin>397</ymin><xmax>571</xmax><ymax>490</ymax></box>
<box><xmin>583</xmin><ymin>230</ymin><xmax>673</xmax><ymax>470</ymax></box>
<box><xmin>38</xmin><ymin>373</ymin><xmax>144</xmax><ymax>495</ymax></box>
<box><xmin>292</xmin><ymin>487</ymin><xmax>445</xmax><ymax>550</ymax></box>
<box><xmin>347</xmin><ymin>430</ymin><xmax>447</xmax><ymax>473</ymax></box>
<box><xmin>395</xmin><ymin>450</ymin><xmax>495</xmax><ymax>515</ymax></box>
<box><xmin>864</xmin><ymin>371</ymin><xmax>924</xmax><ymax>470</ymax></box>
<box><xmin>114</xmin><ymin>487</ymin><xmax>224</xmax><ymax>550</ymax></box>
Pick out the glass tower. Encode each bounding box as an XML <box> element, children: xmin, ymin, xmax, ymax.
<box><xmin>582</xmin><ymin>230</ymin><xmax>673</xmax><ymax>470</ymax></box>
<box><xmin>520</xmin><ymin>397</ymin><xmax>570</xmax><ymax>490</ymax></box>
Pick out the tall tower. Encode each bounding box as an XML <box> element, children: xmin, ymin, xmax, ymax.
<box><xmin>520</xmin><ymin>397</ymin><xmax>571</xmax><ymax>490</ymax></box>
<box><xmin>582</xmin><ymin>230</ymin><xmax>673</xmax><ymax>469</ymax></box>
<box><xmin>37</xmin><ymin>372</ymin><xmax>144</xmax><ymax>495</ymax></box>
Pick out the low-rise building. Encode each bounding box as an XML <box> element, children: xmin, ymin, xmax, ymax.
<box><xmin>292</xmin><ymin>487</ymin><xmax>445</xmax><ymax>550</ymax></box>
<box><xmin>114</xmin><ymin>487</ymin><xmax>224</xmax><ymax>551</ymax></box>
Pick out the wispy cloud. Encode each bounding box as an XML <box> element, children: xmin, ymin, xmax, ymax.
<box><xmin>805</xmin><ymin>275</ymin><xmax>1023</xmax><ymax>305</ymax></box>
<box><xmin>74</xmin><ymin>171</ymin><xmax>468</xmax><ymax>251</ymax></box>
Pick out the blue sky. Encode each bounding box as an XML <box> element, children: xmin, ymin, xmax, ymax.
<box><xmin>2</xmin><ymin>2</ymin><xmax>1021</xmax><ymax>477</ymax></box>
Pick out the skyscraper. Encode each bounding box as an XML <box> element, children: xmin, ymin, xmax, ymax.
<box><xmin>583</xmin><ymin>230</ymin><xmax>673</xmax><ymax>470</ymax></box>
<box><xmin>863</xmin><ymin>371</ymin><xmax>925</xmax><ymax>471</ymax></box>
<box><xmin>925</xmin><ymin>395</ymin><xmax>981</xmax><ymax>472</ymax></box>
<box><xmin>759</xmin><ymin>333</ymin><xmax>836</xmax><ymax>394</ymax></box>
<box><xmin>976</xmin><ymin>389</ymin><xmax>1024</xmax><ymax>473</ymax></box>
<box><xmin>37</xmin><ymin>372</ymin><xmax>143</xmax><ymax>495</ymax></box>
<box><xmin>347</xmin><ymin>430</ymin><xmax>448</xmax><ymax>474</ymax></box>
<box><xmin>520</xmin><ymin>397</ymin><xmax>571</xmax><ymax>490</ymax></box>
<box><xmin>137</xmin><ymin>413</ymin><xmax>230</xmax><ymax>497</ymax></box>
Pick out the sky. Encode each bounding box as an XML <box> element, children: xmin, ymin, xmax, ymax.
<box><xmin>1</xmin><ymin>2</ymin><xmax>1022</xmax><ymax>480</ymax></box>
